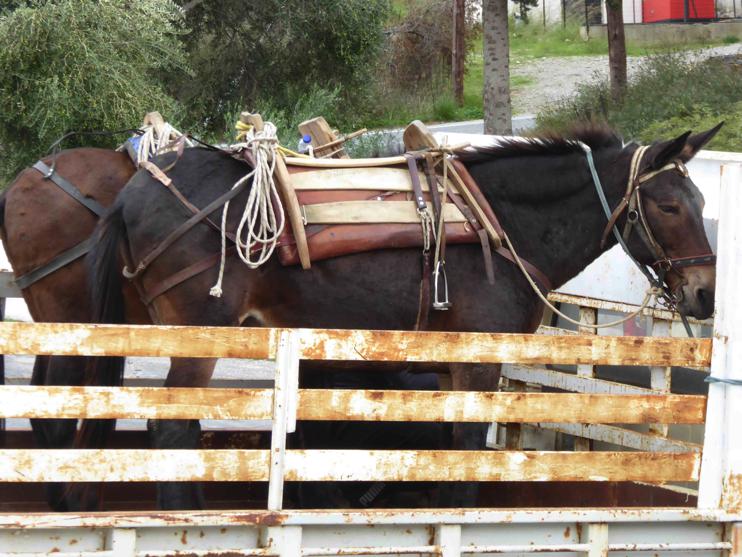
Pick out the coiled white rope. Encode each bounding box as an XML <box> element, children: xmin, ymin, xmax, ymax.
<box><xmin>135</xmin><ymin>122</ymin><xmax>192</xmax><ymax>163</ymax></box>
<box><xmin>210</xmin><ymin>122</ymin><xmax>286</xmax><ymax>297</ymax></box>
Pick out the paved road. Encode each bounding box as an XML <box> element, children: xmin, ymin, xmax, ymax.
<box><xmin>429</xmin><ymin>115</ymin><xmax>535</xmax><ymax>135</ymax></box>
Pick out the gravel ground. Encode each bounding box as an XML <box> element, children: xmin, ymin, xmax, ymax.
<box><xmin>510</xmin><ymin>43</ymin><xmax>742</xmax><ymax>115</ymax></box>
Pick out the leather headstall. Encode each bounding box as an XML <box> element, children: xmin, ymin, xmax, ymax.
<box><xmin>600</xmin><ymin>145</ymin><xmax>715</xmax><ymax>297</ymax></box>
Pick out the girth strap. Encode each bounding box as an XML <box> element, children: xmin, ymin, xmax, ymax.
<box><xmin>32</xmin><ymin>161</ymin><xmax>107</xmax><ymax>217</ymax></box>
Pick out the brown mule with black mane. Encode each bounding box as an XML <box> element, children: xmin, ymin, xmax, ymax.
<box><xmin>0</xmin><ymin>148</ymin><xmax>149</xmax><ymax>510</ymax></box>
<box><xmin>84</xmin><ymin>123</ymin><xmax>720</xmax><ymax>510</ymax></box>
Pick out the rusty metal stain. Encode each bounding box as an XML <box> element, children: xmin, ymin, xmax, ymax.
<box><xmin>722</xmin><ymin>474</ymin><xmax>742</xmax><ymax>512</ymax></box>
<box><xmin>564</xmin><ymin>526</ymin><xmax>571</xmax><ymax>539</ymax></box>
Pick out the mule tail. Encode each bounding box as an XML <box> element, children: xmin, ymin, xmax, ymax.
<box><xmin>77</xmin><ymin>201</ymin><xmax>128</xmax><ymax>449</ymax></box>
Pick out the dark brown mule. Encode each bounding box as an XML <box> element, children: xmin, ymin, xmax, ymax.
<box><xmin>86</xmin><ymin>124</ymin><xmax>720</xmax><ymax>510</ymax></box>
<box><xmin>0</xmin><ymin>148</ymin><xmax>148</xmax><ymax>510</ymax></box>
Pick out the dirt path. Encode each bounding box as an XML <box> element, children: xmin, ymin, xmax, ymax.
<box><xmin>510</xmin><ymin>43</ymin><xmax>742</xmax><ymax>115</ymax></box>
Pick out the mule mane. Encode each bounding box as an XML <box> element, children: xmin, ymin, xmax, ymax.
<box><xmin>457</xmin><ymin>124</ymin><xmax>623</xmax><ymax>162</ymax></box>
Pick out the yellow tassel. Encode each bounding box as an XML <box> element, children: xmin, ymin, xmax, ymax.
<box><xmin>235</xmin><ymin>120</ymin><xmax>253</xmax><ymax>141</ymax></box>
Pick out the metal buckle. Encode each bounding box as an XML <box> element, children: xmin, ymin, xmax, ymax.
<box><xmin>433</xmin><ymin>260</ymin><xmax>452</xmax><ymax>310</ymax></box>
<box><xmin>627</xmin><ymin>210</ymin><xmax>639</xmax><ymax>223</ymax></box>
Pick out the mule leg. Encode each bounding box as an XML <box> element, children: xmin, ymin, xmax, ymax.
<box><xmin>28</xmin><ymin>355</ymin><xmax>97</xmax><ymax>511</ymax></box>
<box><xmin>437</xmin><ymin>363</ymin><xmax>501</xmax><ymax>508</ymax></box>
<box><xmin>148</xmin><ymin>357</ymin><xmax>217</xmax><ymax>510</ymax></box>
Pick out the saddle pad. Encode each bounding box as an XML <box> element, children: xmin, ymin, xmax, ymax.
<box><xmin>277</xmin><ymin>163</ymin><xmax>479</xmax><ymax>266</ymax></box>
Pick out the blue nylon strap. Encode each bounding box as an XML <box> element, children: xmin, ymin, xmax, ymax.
<box><xmin>580</xmin><ymin>144</ymin><xmax>695</xmax><ymax>338</ymax></box>
<box><xmin>705</xmin><ymin>376</ymin><xmax>742</xmax><ymax>385</ymax></box>
<box><xmin>581</xmin><ymin>145</ymin><xmax>662</xmax><ymax>288</ymax></box>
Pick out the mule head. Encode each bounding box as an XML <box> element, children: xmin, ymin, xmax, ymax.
<box><xmin>623</xmin><ymin>123</ymin><xmax>722</xmax><ymax>319</ymax></box>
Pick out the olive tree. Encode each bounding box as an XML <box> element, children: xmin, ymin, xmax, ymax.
<box><xmin>0</xmin><ymin>0</ymin><xmax>189</xmax><ymax>184</ymax></box>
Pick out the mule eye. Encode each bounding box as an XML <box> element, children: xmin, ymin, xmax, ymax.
<box><xmin>658</xmin><ymin>204</ymin><xmax>679</xmax><ymax>215</ymax></box>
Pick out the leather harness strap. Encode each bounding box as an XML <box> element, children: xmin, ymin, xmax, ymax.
<box><xmin>14</xmin><ymin>162</ymin><xmax>111</xmax><ymax>290</ymax></box>
<box><xmin>122</xmin><ymin>163</ymin><xmax>251</xmax><ymax>279</ymax></box>
<box><xmin>14</xmin><ymin>237</ymin><xmax>94</xmax><ymax>290</ymax></box>
<box><xmin>32</xmin><ymin>161</ymin><xmax>107</xmax><ymax>217</ymax></box>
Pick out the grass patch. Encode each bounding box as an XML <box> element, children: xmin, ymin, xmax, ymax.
<box><xmin>537</xmin><ymin>52</ymin><xmax>742</xmax><ymax>151</ymax></box>
<box><xmin>510</xmin><ymin>23</ymin><xmax>737</xmax><ymax>62</ymax></box>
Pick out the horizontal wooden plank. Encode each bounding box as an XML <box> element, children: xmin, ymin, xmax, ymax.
<box><xmin>0</xmin><ymin>386</ymin><xmax>707</xmax><ymax>424</ymax></box>
<box><xmin>0</xmin><ymin>322</ymin><xmax>712</xmax><ymax>367</ymax></box>
<box><xmin>502</xmin><ymin>364</ymin><xmax>659</xmax><ymax>395</ymax></box>
<box><xmin>547</xmin><ymin>291</ymin><xmax>712</xmax><ymax>326</ymax></box>
<box><xmin>291</xmin><ymin>168</ymin><xmax>436</xmax><ymax>192</ymax></box>
<box><xmin>299</xmin><ymin>390</ymin><xmax>706</xmax><ymax>424</ymax></box>
<box><xmin>0</xmin><ymin>449</ymin><xmax>700</xmax><ymax>483</ymax></box>
<box><xmin>300</xmin><ymin>329</ymin><xmax>711</xmax><ymax>367</ymax></box>
<box><xmin>0</xmin><ymin>322</ymin><xmax>276</xmax><ymax>359</ymax></box>
<box><xmin>527</xmin><ymin>423</ymin><xmax>703</xmax><ymax>453</ymax></box>
<box><xmin>285</xmin><ymin>155</ymin><xmax>408</xmax><ymax>168</ymax></box>
<box><xmin>0</xmin><ymin>271</ymin><xmax>21</xmax><ymax>299</ymax></box>
<box><xmin>302</xmin><ymin>200</ymin><xmax>466</xmax><ymax>224</ymax></box>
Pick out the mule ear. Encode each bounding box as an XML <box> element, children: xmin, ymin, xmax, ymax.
<box><xmin>679</xmin><ymin>122</ymin><xmax>724</xmax><ymax>162</ymax></box>
<box><xmin>648</xmin><ymin>131</ymin><xmax>691</xmax><ymax>170</ymax></box>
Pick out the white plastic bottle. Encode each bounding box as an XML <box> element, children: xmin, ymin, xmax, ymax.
<box><xmin>297</xmin><ymin>134</ymin><xmax>313</xmax><ymax>156</ymax></box>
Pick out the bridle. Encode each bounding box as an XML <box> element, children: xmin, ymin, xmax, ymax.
<box><xmin>583</xmin><ymin>143</ymin><xmax>716</xmax><ymax>333</ymax></box>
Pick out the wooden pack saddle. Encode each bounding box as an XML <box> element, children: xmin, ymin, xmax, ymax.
<box><xmin>277</xmin><ymin>121</ymin><xmax>504</xmax><ymax>268</ymax></box>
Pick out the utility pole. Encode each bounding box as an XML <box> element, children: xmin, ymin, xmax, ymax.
<box><xmin>606</xmin><ymin>0</ymin><xmax>627</xmax><ymax>102</ymax></box>
<box><xmin>483</xmin><ymin>0</ymin><xmax>513</xmax><ymax>134</ymax></box>
<box><xmin>453</xmin><ymin>0</ymin><xmax>466</xmax><ymax>106</ymax></box>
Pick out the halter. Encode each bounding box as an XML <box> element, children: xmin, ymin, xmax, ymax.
<box><xmin>582</xmin><ymin>143</ymin><xmax>716</xmax><ymax>334</ymax></box>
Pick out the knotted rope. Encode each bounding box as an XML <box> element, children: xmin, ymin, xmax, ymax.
<box><xmin>210</xmin><ymin>122</ymin><xmax>286</xmax><ymax>297</ymax></box>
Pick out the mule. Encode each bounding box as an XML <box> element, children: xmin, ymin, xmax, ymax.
<box><xmin>84</xmin><ymin>123</ymin><xmax>720</xmax><ymax>510</ymax></box>
<box><xmin>0</xmin><ymin>144</ymin><xmax>446</xmax><ymax>511</ymax></box>
<box><xmin>0</xmin><ymin>147</ymin><xmax>147</xmax><ymax>510</ymax></box>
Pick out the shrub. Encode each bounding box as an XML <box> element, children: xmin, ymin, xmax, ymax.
<box><xmin>537</xmin><ymin>53</ymin><xmax>742</xmax><ymax>149</ymax></box>
<box><xmin>0</xmin><ymin>0</ymin><xmax>189</xmax><ymax>185</ymax></box>
<box><xmin>174</xmin><ymin>0</ymin><xmax>390</xmax><ymax>133</ymax></box>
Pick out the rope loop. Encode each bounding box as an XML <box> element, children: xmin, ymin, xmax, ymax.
<box><xmin>210</xmin><ymin>122</ymin><xmax>286</xmax><ymax>297</ymax></box>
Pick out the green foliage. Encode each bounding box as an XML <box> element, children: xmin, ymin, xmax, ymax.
<box><xmin>723</xmin><ymin>35</ymin><xmax>740</xmax><ymax>44</ymax></box>
<box><xmin>174</xmin><ymin>0</ymin><xmax>390</xmax><ymax>133</ymax></box>
<box><xmin>537</xmin><ymin>53</ymin><xmax>742</xmax><ymax>150</ymax></box>
<box><xmin>640</xmin><ymin>104</ymin><xmax>742</xmax><ymax>152</ymax></box>
<box><xmin>0</xmin><ymin>0</ymin><xmax>189</xmax><ymax>184</ymax></box>
<box><xmin>207</xmin><ymin>86</ymin><xmax>345</xmax><ymax>149</ymax></box>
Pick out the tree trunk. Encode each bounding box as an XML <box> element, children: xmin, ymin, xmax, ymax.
<box><xmin>606</xmin><ymin>0</ymin><xmax>627</xmax><ymax>102</ymax></box>
<box><xmin>452</xmin><ymin>0</ymin><xmax>466</xmax><ymax>106</ymax></box>
<box><xmin>483</xmin><ymin>0</ymin><xmax>512</xmax><ymax>135</ymax></box>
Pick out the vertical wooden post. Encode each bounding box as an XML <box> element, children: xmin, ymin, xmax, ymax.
<box><xmin>648</xmin><ymin>317</ymin><xmax>672</xmax><ymax>437</ymax></box>
<box><xmin>698</xmin><ymin>163</ymin><xmax>742</xmax><ymax>511</ymax></box>
<box><xmin>267</xmin><ymin>330</ymin><xmax>300</xmax><ymax>511</ymax></box>
<box><xmin>452</xmin><ymin>0</ymin><xmax>466</xmax><ymax>106</ymax></box>
<box><xmin>575</xmin><ymin>306</ymin><xmax>597</xmax><ymax>451</ymax></box>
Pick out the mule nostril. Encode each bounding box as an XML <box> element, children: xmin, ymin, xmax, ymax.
<box><xmin>695</xmin><ymin>287</ymin><xmax>714</xmax><ymax>311</ymax></box>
